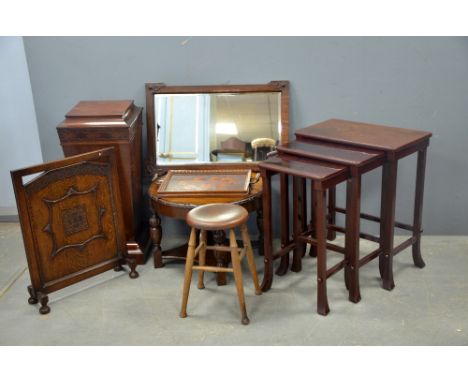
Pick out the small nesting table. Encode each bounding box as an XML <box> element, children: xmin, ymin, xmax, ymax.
<box><xmin>276</xmin><ymin>139</ymin><xmax>384</xmax><ymax>302</ymax></box>
<box><xmin>295</xmin><ymin>119</ymin><xmax>432</xmax><ymax>290</ymax></box>
<box><xmin>259</xmin><ymin>154</ymin><xmax>349</xmax><ymax>314</ymax></box>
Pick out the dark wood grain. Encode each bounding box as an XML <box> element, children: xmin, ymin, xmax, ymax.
<box><xmin>295</xmin><ymin>119</ymin><xmax>432</xmax><ymax>153</ymax></box>
<box><xmin>11</xmin><ymin>148</ymin><xmax>138</xmax><ymax>315</ymax></box>
<box><xmin>57</xmin><ymin>100</ymin><xmax>148</xmax><ymax>264</ymax></box>
<box><xmin>149</xmin><ymin>172</ymin><xmax>263</xmax><ymax>287</ymax></box>
<box><xmin>277</xmin><ymin>139</ymin><xmax>383</xmax><ymax>167</ymax></box>
<box><xmin>259</xmin><ymin>154</ymin><xmax>348</xmax><ymax>184</ymax></box>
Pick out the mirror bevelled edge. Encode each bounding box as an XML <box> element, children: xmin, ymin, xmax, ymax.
<box><xmin>144</xmin><ymin>81</ymin><xmax>289</xmax><ymax>176</ymax></box>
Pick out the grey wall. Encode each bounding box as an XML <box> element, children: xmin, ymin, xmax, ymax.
<box><xmin>0</xmin><ymin>37</ymin><xmax>43</xmax><ymax>215</ymax></box>
<box><xmin>23</xmin><ymin>36</ymin><xmax>468</xmax><ymax>234</ymax></box>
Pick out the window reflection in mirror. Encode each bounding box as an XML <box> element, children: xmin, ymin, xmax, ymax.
<box><xmin>155</xmin><ymin>92</ymin><xmax>281</xmax><ymax>164</ymax></box>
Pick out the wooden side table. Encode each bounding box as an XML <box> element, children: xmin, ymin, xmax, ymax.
<box><xmin>259</xmin><ymin>154</ymin><xmax>350</xmax><ymax>314</ymax></box>
<box><xmin>276</xmin><ymin>139</ymin><xmax>384</xmax><ymax>302</ymax></box>
<box><xmin>148</xmin><ymin>174</ymin><xmax>263</xmax><ymax>285</ymax></box>
<box><xmin>295</xmin><ymin>119</ymin><xmax>432</xmax><ymax>290</ymax></box>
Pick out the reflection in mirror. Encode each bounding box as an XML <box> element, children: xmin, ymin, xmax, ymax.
<box><xmin>155</xmin><ymin>92</ymin><xmax>281</xmax><ymax>164</ymax></box>
<box><xmin>145</xmin><ymin>81</ymin><xmax>289</xmax><ymax>174</ymax></box>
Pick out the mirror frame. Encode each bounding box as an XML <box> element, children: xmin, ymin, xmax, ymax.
<box><xmin>145</xmin><ymin>80</ymin><xmax>289</xmax><ymax>175</ymax></box>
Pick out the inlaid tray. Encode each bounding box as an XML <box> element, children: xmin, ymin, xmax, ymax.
<box><xmin>156</xmin><ymin>169</ymin><xmax>252</xmax><ymax>198</ymax></box>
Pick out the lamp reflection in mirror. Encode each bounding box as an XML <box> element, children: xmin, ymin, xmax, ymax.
<box><xmin>215</xmin><ymin>122</ymin><xmax>238</xmax><ymax>135</ymax></box>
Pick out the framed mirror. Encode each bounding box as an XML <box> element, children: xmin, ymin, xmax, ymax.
<box><xmin>145</xmin><ymin>81</ymin><xmax>289</xmax><ymax>175</ymax></box>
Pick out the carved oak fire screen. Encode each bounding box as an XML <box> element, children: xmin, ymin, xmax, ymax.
<box><xmin>11</xmin><ymin>148</ymin><xmax>138</xmax><ymax>315</ymax></box>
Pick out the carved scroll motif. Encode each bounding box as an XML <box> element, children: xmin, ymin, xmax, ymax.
<box><xmin>42</xmin><ymin>184</ymin><xmax>106</xmax><ymax>258</ymax></box>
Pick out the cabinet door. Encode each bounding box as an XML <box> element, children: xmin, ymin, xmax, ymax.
<box><xmin>11</xmin><ymin>147</ymin><xmax>137</xmax><ymax>313</ymax></box>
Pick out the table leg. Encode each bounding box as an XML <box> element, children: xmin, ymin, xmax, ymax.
<box><xmin>412</xmin><ymin>148</ymin><xmax>427</xmax><ymax>268</ymax></box>
<box><xmin>309</xmin><ymin>179</ymin><xmax>317</xmax><ymax>258</ymax></box>
<box><xmin>276</xmin><ymin>173</ymin><xmax>290</xmax><ymax>276</ymax></box>
<box><xmin>150</xmin><ymin>212</ymin><xmax>164</xmax><ymax>268</ymax></box>
<box><xmin>260</xmin><ymin>170</ymin><xmax>274</xmax><ymax>292</ymax></box>
<box><xmin>345</xmin><ymin>174</ymin><xmax>361</xmax><ymax>303</ymax></box>
<box><xmin>300</xmin><ymin>177</ymin><xmax>308</xmax><ymax>257</ymax></box>
<box><xmin>327</xmin><ymin>187</ymin><xmax>337</xmax><ymax>240</ymax></box>
<box><xmin>291</xmin><ymin>176</ymin><xmax>304</xmax><ymax>272</ymax></box>
<box><xmin>315</xmin><ymin>188</ymin><xmax>330</xmax><ymax>315</ymax></box>
<box><xmin>379</xmin><ymin>159</ymin><xmax>397</xmax><ymax>290</ymax></box>
<box><xmin>256</xmin><ymin>203</ymin><xmax>264</xmax><ymax>256</ymax></box>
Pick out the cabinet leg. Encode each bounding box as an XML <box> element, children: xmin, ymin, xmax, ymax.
<box><xmin>27</xmin><ymin>285</ymin><xmax>38</xmax><ymax>305</ymax></box>
<box><xmin>39</xmin><ymin>293</ymin><xmax>50</xmax><ymax>315</ymax></box>
<box><xmin>150</xmin><ymin>213</ymin><xmax>164</xmax><ymax>268</ymax></box>
<box><xmin>113</xmin><ymin>260</ymin><xmax>124</xmax><ymax>272</ymax></box>
<box><xmin>127</xmin><ymin>257</ymin><xmax>139</xmax><ymax>279</ymax></box>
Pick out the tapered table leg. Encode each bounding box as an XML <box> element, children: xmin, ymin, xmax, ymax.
<box><xmin>412</xmin><ymin>148</ymin><xmax>427</xmax><ymax>268</ymax></box>
<box><xmin>260</xmin><ymin>170</ymin><xmax>274</xmax><ymax>292</ymax></box>
<box><xmin>150</xmin><ymin>212</ymin><xmax>164</xmax><ymax>268</ymax></box>
<box><xmin>276</xmin><ymin>173</ymin><xmax>290</xmax><ymax>276</ymax></box>
<box><xmin>309</xmin><ymin>179</ymin><xmax>317</xmax><ymax>257</ymax></box>
<box><xmin>327</xmin><ymin>187</ymin><xmax>337</xmax><ymax>240</ymax></box>
<box><xmin>315</xmin><ymin>188</ymin><xmax>330</xmax><ymax>315</ymax></box>
<box><xmin>291</xmin><ymin>176</ymin><xmax>304</xmax><ymax>272</ymax></box>
<box><xmin>345</xmin><ymin>173</ymin><xmax>361</xmax><ymax>302</ymax></box>
<box><xmin>379</xmin><ymin>159</ymin><xmax>397</xmax><ymax>290</ymax></box>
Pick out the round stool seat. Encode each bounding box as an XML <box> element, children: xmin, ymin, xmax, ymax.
<box><xmin>186</xmin><ymin>203</ymin><xmax>248</xmax><ymax>230</ymax></box>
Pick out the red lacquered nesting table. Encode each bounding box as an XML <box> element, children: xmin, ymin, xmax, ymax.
<box><xmin>295</xmin><ymin>119</ymin><xmax>432</xmax><ymax>290</ymax></box>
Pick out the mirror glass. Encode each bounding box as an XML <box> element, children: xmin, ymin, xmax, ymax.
<box><xmin>145</xmin><ymin>81</ymin><xmax>289</xmax><ymax>174</ymax></box>
<box><xmin>155</xmin><ymin>92</ymin><xmax>281</xmax><ymax>164</ymax></box>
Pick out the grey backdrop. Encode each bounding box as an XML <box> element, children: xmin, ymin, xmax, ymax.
<box><xmin>23</xmin><ymin>36</ymin><xmax>468</xmax><ymax>235</ymax></box>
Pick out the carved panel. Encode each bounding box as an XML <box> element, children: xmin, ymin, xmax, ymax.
<box><xmin>62</xmin><ymin>204</ymin><xmax>89</xmax><ymax>236</ymax></box>
<box><xmin>11</xmin><ymin>148</ymin><xmax>137</xmax><ymax>314</ymax></box>
<box><xmin>42</xmin><ymin>184</ymin><xmax>106</xmax><ymax>258</ymax></box>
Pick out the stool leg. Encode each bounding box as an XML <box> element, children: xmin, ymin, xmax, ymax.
<box><xmin>229</xmin><ymin>229</ymin><xmax>249</xmax><ymax>325</ymax></box>
<box><xmin>241</xmin><ymin>224</ymin><xmax>262</xmax><ymax>296</ymax></box>
<box><xmin>197</xmin><ymin>230</ymin><xmax>207</xmax><ymax>289</ymax></box>
<box><xmin>180</xmin><ymin>227</ymin><xmax>197</xmax><ymax>318</ymax></box>
<box><xmin>315</xmin><ymin>188</ymin><xmax>330</xmax><ymax>316</ymax></box>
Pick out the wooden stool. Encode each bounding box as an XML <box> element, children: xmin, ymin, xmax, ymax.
<box><xmin>179</xmin><ymin>203</ymin><xmax>262</xmax><ymax>325</ymax></box>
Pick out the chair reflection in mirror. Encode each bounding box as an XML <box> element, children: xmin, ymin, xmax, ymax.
<box><xmin>211</xmin><ymin>137</ymin><xmax>250</xmax><ymax>162</ymax></box>
<box><xmin>251</xmin><ymin>137</ymin><xmax>276</xmax><ymax>161</ymax></box>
